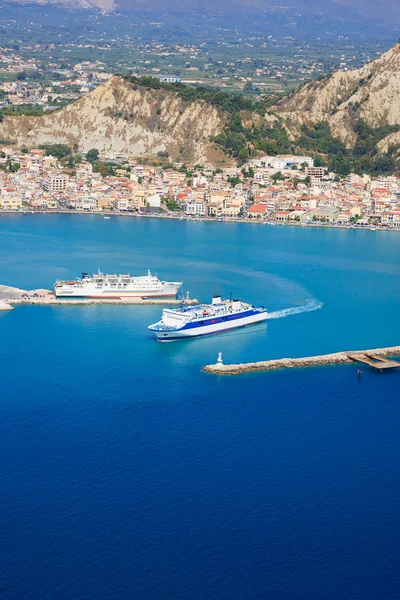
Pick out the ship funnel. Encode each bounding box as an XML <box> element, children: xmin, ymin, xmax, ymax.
<box><xmin>232</xmin><ymin>299</ymin><xmax>242</xmax><ymax>311</ymax></box>
<box><xmin>212</xmin><ymin>295</ymin><xmax>222</xmax><ymax>305</ymax></box>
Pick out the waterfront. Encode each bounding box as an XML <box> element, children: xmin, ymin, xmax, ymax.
<box><xmin>1</xmin><ymin>214</ymin><xmax>400</xmax><ymax>599</ymax></box>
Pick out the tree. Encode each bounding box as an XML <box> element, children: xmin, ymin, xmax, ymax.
<box><xmin>93</xmin><ymin>162</ymin><xmax>110</xmax><ymax>177</ymax></box>
<box><xmin>271</xmin><ymin>171</ymin><xmax>284</xmax><ymax>182</ymax></box>
<box><xmin>40</xmin><ymin>144</ymin><xmax>71</xmax><ymax>159</ymax></box>
<box><xmin>86</xmin><ymin>148</ymin><xmax>99</xmax><ymax>164</ymax></box>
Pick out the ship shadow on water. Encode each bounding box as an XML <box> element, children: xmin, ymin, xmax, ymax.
<box><xmin>149</xmin><ymin>320</ymin><xmax>268</xmax><ymax>344</ymax></box>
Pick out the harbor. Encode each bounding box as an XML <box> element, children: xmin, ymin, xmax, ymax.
<box><xmin>0</xmin><ymin>284</ymin><xmax>198</xmax><ymax>310</ymax></box>
<box><xmin>204</xmin><ymin>346</ymin><xmax>400</xmax><ymax>375</ymax></box>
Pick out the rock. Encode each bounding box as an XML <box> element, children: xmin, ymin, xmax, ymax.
<box><xmin>0</xmin><ymin>76</ymin><xmax>231</xmax><ymax>165</ymax></box>
<box><xmin>277</xmin><ymin>41</ymin><xmax>400</xmax><ymax>148</ymax></box>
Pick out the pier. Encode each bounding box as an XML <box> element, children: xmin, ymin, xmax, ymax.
<box><xmin>6</xmin><ymin>296</ymin><xmax>198</xmax><ymax>307</ymax></box>
<box><xmin>347</xmin><ymin>353</ymin><xmax>400</xmax><ymax>371</ymax></box>
<box><xmin>0</xmin><ymin>285</ymin><xmax>198</xmax><ymax>307</ymax></box>
<box><xmin>204</xmin><ymin>346</ymin><xmax>400</xmax><ymax>375</ymax></box>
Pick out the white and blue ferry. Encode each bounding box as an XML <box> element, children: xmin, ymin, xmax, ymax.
<box><xmin>148</xmin><ymin>296</ymin><xmax>268</xmax><ymax>340</ymax></box>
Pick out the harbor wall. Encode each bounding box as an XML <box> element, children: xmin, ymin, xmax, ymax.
<box><xmin>204</xmin><ymin>346</ymin><xmax>400</xmax><ymax>375</ymax></box>
<box><xmin>7</xmin><ymin>297</ymin><xmax>198</xmax><ymax>307</ymax></box>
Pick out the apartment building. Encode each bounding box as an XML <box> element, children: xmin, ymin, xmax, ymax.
<box><xmin>43</xmin><ymin>174</ymin><xmax>68</xmax><ymax>193</ymax></box>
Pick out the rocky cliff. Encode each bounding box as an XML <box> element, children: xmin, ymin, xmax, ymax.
<box><xmin>278</xmin><ymin>42</ymin><xmax>400</xmax><ymax>148</ymax></box>
<box><xmin>5</xmin><ymin>42</ymin><xmax>400</xmax><ymax>165</ymax></box>
<box><xmin>0</xmin><ymin>76</ymin><xmax>230</xmax><ymax>164</ymax></box>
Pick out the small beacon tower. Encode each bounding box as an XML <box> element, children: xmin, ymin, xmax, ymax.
<box><xmin>217</xmin><ymin>352</ymin><xmax>223</xmax><ymax>365</ymax></box>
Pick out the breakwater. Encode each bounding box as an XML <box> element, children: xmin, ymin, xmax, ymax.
<box><xmin>0</xmin><ymin>284</ymin><xmax>197</xmax><ymax>307</ymax></box>
<box><xmin>204</xmin><ymin>346</ymin><xmax>400</xmax><ymax>375</ymax></box>
<box><xmin>7</xmin><ymin>296</ymin><xmax>198</xmax><ymax>307</ymax></box>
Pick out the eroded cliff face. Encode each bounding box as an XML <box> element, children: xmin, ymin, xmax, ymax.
<box><xmin>0</xmin><ymin>76</ymin><xmax>231</xmax><ymax>164</ymax></box>
<box><xmin>5</xmin><ymin>43</ymin><xmax>400</xmax><ymax>164</ymax></box>
<box><xmin>277</xmin><ymin>43</ymin><xmax>400</xmax><ymax>148</ymax></box>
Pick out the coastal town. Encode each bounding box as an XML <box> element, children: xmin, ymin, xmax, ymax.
<box><xmin>1</xmin><ymin>146</ymin><xmax>400</xmax><ymax>229</ymax></box>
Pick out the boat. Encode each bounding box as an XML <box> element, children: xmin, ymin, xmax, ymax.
<box><xmin>148</xmin><ymin>295</ymin><xmax>268</xmax><ymax>341</ymax></box>
<box><xmin>103</xmin><ymin>216</ymin><xmax>111</xmax><ymax>219</ymax></box>
<box><xmin>54</xmin><ymin>269</ymin><xmax>182</xmax><ymax>299</ymax></box>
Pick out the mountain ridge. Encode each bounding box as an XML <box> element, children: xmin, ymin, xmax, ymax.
<box><xmin>278</xmin><ymin>42</ymin><xmax>400</xmax><ymax>148</ymax></box>
<box><xmin>3</xmin><ymin>42</ymin><xmax>400</xmax><ymax>171</ymax></box>
<box><xmin>3</xmin><ymin>0</ymin><xmax>400</xmax><ymax>22</ymax></box>
<box><xmin>0</xmin><ymin>76</ymin><xmax>232</xmax><ymax>164</ymax></box>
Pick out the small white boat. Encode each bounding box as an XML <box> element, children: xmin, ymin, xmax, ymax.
<box><xmin>103</xmin><ymin>216</ymin><xmax>111</xmax><ymax>220</ymax></box>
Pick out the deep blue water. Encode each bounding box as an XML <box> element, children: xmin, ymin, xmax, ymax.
<box><xmin>1</xmin><ymin>214</ymin><xmax>400</xmax><ymax>599</ymax></box>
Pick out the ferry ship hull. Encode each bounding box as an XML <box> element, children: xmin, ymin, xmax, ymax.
<box><xmin>54</xmin><ymin>270</ymin><xmax>181</xmax><ymax>299</ymax></box>
<box><xmin>54</xmin><ymin>285</ymin><xmax>181</xmax><ymax>299</ymax></box>
<box><xmin>150</xmin><ymin>306</ymin><xmax>268</xmax><ymax>341</ymax></box>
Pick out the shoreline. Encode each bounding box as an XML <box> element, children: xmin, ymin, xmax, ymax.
<box><xmin>204</xmin><ymin>346</ymin><xmax>400</xmax><ymax>375</ymax></box>
<box><xmin>0</xmin><ymin>209</ymin><xmax>396</xmax><ymax>233</ymax></box>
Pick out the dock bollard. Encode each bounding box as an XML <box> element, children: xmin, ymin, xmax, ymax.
<box><xmin>217</xmin><ymin>352</ymin><xmax>223</xmax><ymax>365</ymax></box>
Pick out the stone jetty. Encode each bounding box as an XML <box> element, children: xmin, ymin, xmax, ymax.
<box><xmin>7</xmin><ymin>295</ymin><xmax>198</xmax><ymax>307</ymax></box>
<box><xmin>204</xmin><ymin>346</ymin><xmax>400</xmax><ymax>375</ymax></box>
<box><xmin>0</xmin><ymin>284</ymin><xmax>198</xmax><ymax>307</ymax></box>
<box><xmin>0</xmin><ymin>300</ymin><xmax>13</xmax><ymax>310</ymax></box>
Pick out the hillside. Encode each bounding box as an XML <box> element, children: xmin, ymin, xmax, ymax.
<box><xmin>278</xmin><ymin>42</ymin><xmax>400</xmax><ymax>150</ymax></box>
<box><xmin>4</xmin><ymin>42</ymin><xmax>400</xmax><ymax>174</ymax></box>
<box><xmin>0</xmin><ymin>76</ymin><xmax>231</xmax><ymax>165</ymax></box>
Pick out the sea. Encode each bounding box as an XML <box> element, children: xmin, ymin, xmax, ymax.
<box><xmin>1</xmin><ymin>214</ymin><xmax>400</xmax><ymax>600</ymax></box>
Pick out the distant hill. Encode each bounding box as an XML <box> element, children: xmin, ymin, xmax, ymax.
<box><xmin>0</xmin><ymin>76</ymin><xmax>232</xmax><ymax>165</ymax></box>
<box><xmin>278</xmin><ymin>41</ymin><xmax>400</xmax><ymax>151</ymax></box>
<box><xmin>4</xmin><ymin>0</ymin><xmax>400</xmax><ymax>23</ymax></box>
<box><xmin>4</xmin><ymin>42</ymin><xmax>400</xmax><ymax>174</ymax></box>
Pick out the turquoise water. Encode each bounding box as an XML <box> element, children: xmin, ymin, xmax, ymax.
<box><xmin>1</xmin><ymin>215</ymin><xmax>400</xmax><ymax>599</ymax></box>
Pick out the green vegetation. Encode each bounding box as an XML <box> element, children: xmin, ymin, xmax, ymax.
<box><xmin>215</xmin><ymin>115</ymin><xmax>400</xmax><ymax>174</ymax></box>
<box><xmin>214</xmin><ymin>118</ymin><xmax>293</xmax><ymax>163</ymax></box>
<box><xmin>86</xmin><ymin>148</ymin><xmax>99</xmax><ymax>163</ymax></box>
<box><xmin>126</xmin><ymin>76</ymin><xmax>400</xmax><ymax>175</ymax></box>
<box><xmin>40</xmin><ymin>143</ymin><xmax>72</xmax><ymax>159</ymax></box>
<box><xmin>8</xmin><ymin>162</ymin><xmax>20</xmax><ymax>172</ymax></box>
<box><xmin>298</xmin><ymin>120</ymin><xmax>400</xmax><ymax>175</ymax></box>
<box><xmin>163</xmin><ymin>197</ymin><xmax>181</xmax><ymax>212</ymax></box>
<box><xmin>93</xmin><ymin>161</ymin><xmax>119</xmax><ymax>177</ymax></box>
<box><xmin>0</xmin><ymin>104</ymin><xmax>47</xmax><ymax>121</ymax></box>
<box><xmin>123</xmin><ymin>76</ymin><xmax>264</xmax><ymax>115</ymax></box>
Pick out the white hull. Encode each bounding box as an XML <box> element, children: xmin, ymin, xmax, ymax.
<box><xmin>54</xmin><ymin>270</ymin><xmax>181</xmax><ymax>299</ymax></box>
<box><xmin>153</xmin><ymin>311</ymin><xmax>268</xmax><ymax>340</ymax></box>
<box><xmin>55</xmin><ymin>286</ymin><xmax>180</xmax><ymax>299</ymax></box>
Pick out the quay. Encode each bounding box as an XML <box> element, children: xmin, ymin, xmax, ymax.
<box><xmin>0</xmin><ymin>284</ymin><xmax>198</xmax><ymax>308</ymax></box>
<box><xmin>347</xmin><ymin>353</ymin><xmax>400</xmax><ymax>371</ymax></box>
<box><xmin>6</xmin><ymin>295</ymin><xmax>198</xmax><ymax>307</ymax></box>
<box><xmin>204</xmin><ymin>346</ymin><xmax>400</xmax><ymax>375</ymax></box>
<box><xmin>0</xmin><ymin>286</ymin><xmax>197</xmax><ymax>308</ymax></box>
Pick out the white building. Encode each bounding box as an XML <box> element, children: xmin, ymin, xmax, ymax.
<box><xmin>76</xmin><ymin>196</ymin><xmax>97</xmax><ymax>211</ymax></box>
<box><xmin>185</xmin><ymin>199</ymin><xmax>207</xmax><ymax>216</ymax></box>
<box><xmin>147</xmin><ymin>194</ymin><xmax>161</xmax><ymax>208</ymax></box>
<box><xmin>43</xmin><ymin>174</ymin><xmax>68</xmax><ymax>193</ymax></box>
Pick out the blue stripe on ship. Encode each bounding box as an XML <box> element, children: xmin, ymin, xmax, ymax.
<box><xmin>157</xmin><ymin>318</ymin><xmax>266</xmax><ymax>340</ymax></box>
<box><xmin>180</xmin><ymin>309</ymin><xmax>261</xmax><ymax>330</ymax></box>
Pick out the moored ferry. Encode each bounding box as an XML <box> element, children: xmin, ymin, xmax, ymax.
<box><xmin>54</xmin><ymin>269</ymin><xmax>182</xmax><ymax>299</ymax></box>
<box><xmin>148</xmin><ymin>295</ymin><xmax>268</xmax><ymax>340</ymax></box>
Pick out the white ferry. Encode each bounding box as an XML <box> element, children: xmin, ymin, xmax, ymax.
<box><xmin>148</xmin><ymin>295</ymin><xmax>268</xmax><ymax>340</ymax></box>
<box><xmin>54</xmin><ymin>269</ymin><xmax>182</xmax><ymax>299</ymax></box>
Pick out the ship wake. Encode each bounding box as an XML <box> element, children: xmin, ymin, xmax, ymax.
<box><xmin>267</xmin><ymin>299</ymin><xmax>323</xmax><ymax>320</ymax></box>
